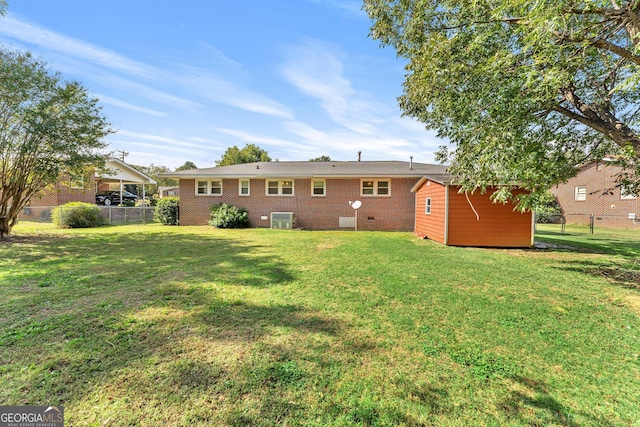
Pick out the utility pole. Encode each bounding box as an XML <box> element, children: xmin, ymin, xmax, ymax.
<box><xmin>117</xmin><ymin>150</ymin><xmax>129</xmax><ymax>162</ymax></box>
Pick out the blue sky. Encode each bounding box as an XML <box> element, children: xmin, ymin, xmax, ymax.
<box><xmin>0</xmin><ymin>0</ymin><xmax>445</xmax><ymax>169</ymax></box>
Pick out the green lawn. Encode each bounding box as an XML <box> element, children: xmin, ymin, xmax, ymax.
<box><xmin>1</xmin><ymin>222</ymin><xmax>639</xmax><ymax>426</ymax></box>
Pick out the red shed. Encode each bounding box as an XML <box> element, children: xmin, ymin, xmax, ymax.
<box><xmin>412</xmin><ymin>175</ymin><xmax>534</xmax><ymax>248</ymax></box>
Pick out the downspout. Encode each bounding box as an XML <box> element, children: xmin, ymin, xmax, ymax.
<box><xmin>444</xmin><ymin>184</ymin><xmax>450</xmax><ymax>245</ymax></box>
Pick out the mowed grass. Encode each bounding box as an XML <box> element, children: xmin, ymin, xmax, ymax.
<box><xmin>1</xmin><ymin>222</ymin><xmax>639</xmax><ymax>426</ymax></box>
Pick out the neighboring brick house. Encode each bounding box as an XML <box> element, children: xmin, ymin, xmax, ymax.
<box><xmin>22</xmin><ymin>159</ymin><xmax>156</xmax><ymax>220</ymax></box>
<box><xmin>165</xmin><ymin>160</ymin><xmax>449</xmax><ymax>231</ymax></box>
<box><xmin>412</xmin><ymin>175</ymin><xmax>533</xmax><ymax>247</ymax></box>
<box><xmin>551</xmin><ymin>161</ymin><xmax>639</xmax><ymax>227</ymax></box>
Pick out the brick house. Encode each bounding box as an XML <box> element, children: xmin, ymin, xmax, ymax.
<box><xmin>165</xmin><ymin>160</ymin><xmax>447</xmax><ymax>231</ymax></box>
<box><xmin>165</xmin><ymin>160</ymin><xmax>533</xmax><ymax>246</ymax></box>
<box><xmin>551</xmin><ymin>161</ymin><xmax>639</xmax><ymax>227</ymax></box>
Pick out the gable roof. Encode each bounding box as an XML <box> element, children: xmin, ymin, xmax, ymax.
<box><xmin>96</xmin><ymin>159</ymin><xmax>157</xmax><ymax>184</ymax></box>
<box><xmin>162</xmin><ymin>161</ymin><xmax>449</xmax><ymax>179</ymax></box>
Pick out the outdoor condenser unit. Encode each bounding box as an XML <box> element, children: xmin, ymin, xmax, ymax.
<box><xmin>271</xmin><ymin>212</ymin><xmax>296</xmax><ymax>229</ymax></box>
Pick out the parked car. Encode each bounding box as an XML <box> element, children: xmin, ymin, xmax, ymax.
<box><xmin>95</xmin><ymin>191</ymin><xmax>138</xmax><ymax>206</ymax></box>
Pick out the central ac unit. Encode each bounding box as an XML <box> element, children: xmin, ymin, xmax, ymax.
<box><xmin>271</xmin><ymin>212</ymin><xmax>296</xmax><ymax>229</ymax></box>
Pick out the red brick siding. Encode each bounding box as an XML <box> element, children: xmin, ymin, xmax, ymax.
<box><xmin>447</xmin><ymin>187</ymin><xmax>532</xmax><ymax>247</ymax></box>
<box><xmin>551</xmin><ymin>162</ymin><xmax>639</xmax><ymax>226</ymax></box>
<box><xmin>178</xmin><ymin>177</ymin><xmax>418</xmax><ymax>231</ymax></box>
<box><xmin>414</xmin><ymin>180</ymin><xmax>447</xmax><ymax>244</ymax></box>
<box><xmin>28</xmin><ymin>178</ymin><xmax>96</xmax><ymax>207</ymax></box>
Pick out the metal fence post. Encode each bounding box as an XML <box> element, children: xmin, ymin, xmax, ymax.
<box><xmin>590</xmin><ymin>213</ymin><xmax>595</xmax><ymax>234</ymax></box>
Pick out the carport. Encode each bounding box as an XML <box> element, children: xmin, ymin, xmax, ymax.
<box><xmin>95</xmin><ymin>158</ymin><xmax>157</xmax><ymax>205</ymax></box>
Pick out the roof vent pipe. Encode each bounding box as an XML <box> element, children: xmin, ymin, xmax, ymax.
<box><xmin>410</xmin><ymin>156</ymin><xmax>413</xmax><ymax>170</ymax></box>
<box><xmin>357</xmin><ymin>151</ymin><xmax>362</xmax><ymax>162</ymax></box>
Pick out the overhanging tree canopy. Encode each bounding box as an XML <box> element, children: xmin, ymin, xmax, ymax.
<box><xmin>365</xmin><ymin>0</ymin><xmax>640</xmax><ymax>203</ymax></box>
<box><xmin>0</xmin><ymin>49</ymin><xmax>111</xmax><ymax>236</ymax></box>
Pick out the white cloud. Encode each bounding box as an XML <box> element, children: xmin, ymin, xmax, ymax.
<box><xmin>175</xmin><ymin>66</ymin><xmax>295</xmax><ymax>119</ymax></box>
<box><xmin>307</xmin><ymin>0</ymin><xmax>366</xmax><ymax>18</ymax></box>
<box><xmin>280</xmin><ymin>39</ymin><xmax>387</xmax><ymax>134</ymax></box>
<box><xmin>95</xmin><ymin>94</ymin><xmax>168</xmax><ymax>117</ymax></box>
<box><xmin>114</xmin><ymin>130</ymin><xmax>204</xmax><ymax>149</ymax></box>
<box><xmin>0</xmin><ymin>15</ymin><xmax>157</xmax><ymax>79</ymax></box>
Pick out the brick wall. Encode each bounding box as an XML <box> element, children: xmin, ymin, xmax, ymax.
<box><xmin>178</xmin><ymin>177</ymin><xmax>418</xmax><ymax>231</ymax></box>
<box><xmin>551</xmin><ymin>162</ymin><xmax>639</xmax><ymax>226</ymax></box>
<box><xmin>28</xmin><ymin>178</ymin><xmax>96</xmax><ymax>206</ymax></box>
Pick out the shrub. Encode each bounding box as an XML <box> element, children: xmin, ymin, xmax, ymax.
<box><xmin>208</xmin><ymin>203</ymin><xmax>249</xmax><ymax>228</ymax></box>
<box><xmin>154</xmin><ymin>197</ymin><xmax>179</xmax><ymax>225</ymax></box>
<box><xmin>52</xmin><ymin>202</ymin><xmax>106</xmax><ymax>229</ymax></box>
<box><xmin>120</xmin><ymin>200</ymin><xmax>136</xmax><ymax>207</ymax></box>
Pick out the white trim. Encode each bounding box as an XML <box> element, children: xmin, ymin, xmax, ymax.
<box><xmin>621</xmin><ymin>186</ymin><xmax>636</xmax><ymax>200</ymax></box>
<box><xmin>239</xmin><ymin>179</ymin><xmax>250</xmax><ymax>196</ymax></box>
<box><xmin>265</xmin><ymin>179</ymin><xmax>295</xmax><ymax>196</ymax></box>
<box><xmin>444</xmin><ymin>185</ymin><xmax>450</xmax><ymax>245</ymax></box>
<box><xmin>360</xmin><ymin>178</ymin><xmax>391</xmax><ymax>197</ymax></box>
<box><xmin>195</xmin><ymin>179</ymin><xmax>223</xmax><ymax>196</ymax></box>
<box><xmin>311</xmin><ymin>179</ymin><xmax>326</xmax><ymax>197</ymax></box>
<box><xmin>425</xmin><ymin>197</ymin><xmax>432</xmax><ymax>214</ymax></box>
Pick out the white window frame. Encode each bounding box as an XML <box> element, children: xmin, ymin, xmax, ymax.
<box><xmin>361</xmin><ymin>179</ymin><xmax>391</xmax><ymax>197</ymax></box>
<box><xmin>239</xmin><ymin>179</ymin><xmax>250</xmax><ymax>196</ymax></box>
<box><xmin>311</xmin><ymin>179</ymin><xmax>326</xmax><ymax>197</ymax></box>
<box><xmin>574</xmin><ymin>186</ymin><xmax>586</xmax><ymax>201</ymax></box>
<box><xmin>195</xmin><ymin>179</ymin><xmax>223</xmax><ymax>196</ymax></box>
<box><xmin>265</xmin><ymin>179</ymin><xmax>295</xmax><ymax>196</ymax></box>
<box><xmin>621</xmin><ymin>186</ymin><xmax>637</xmax><ymax>200</ymax></box>
<box><xmin>425</xmin><ymin>197</ymin><xmax>432</xmax><ymax>214</ymax></box>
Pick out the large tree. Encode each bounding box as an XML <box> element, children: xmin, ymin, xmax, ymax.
<box><xmin>365</xmin><ymin>0</ymin><xmax>640</xmax><ymax>204</ymax></box>
<box><xmin>216</xmin><ymin>144</ymin><xmax>271</xmax><ymax>166</ymax></box>
<box><xmin>0</xmin><ymin>49</ymin><xmax>111</xmax><ymax>236</ymax></box>
<box><xmin>175</xmin><ymin>160</ymin><xmax>197</xmax><ymax>171</ymax></box>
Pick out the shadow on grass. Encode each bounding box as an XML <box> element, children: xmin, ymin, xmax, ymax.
<box><xmin>534</xmin><ymin>230</ymin><xmax>640</xmax><ymax>259</ymax></box>
<box><xmin>0</xmin><ymin>229</ymin><xmax>336</xmax><ymax>416</ymax></box>
<box><xmin>499</xmin><ymin>376</ymin><xmax>619</xmax><ymax>427</ymax></box>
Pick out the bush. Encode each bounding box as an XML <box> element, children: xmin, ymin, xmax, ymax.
<box><xmin>154</xmin><ymin>197</ymin><xmax>179</xmax><ymax>225</ymax></box>
<box><xmin>208</xmin><ymin>203</ymin><xmax>249</xmax><ymax>228</ymax></box>
<box><xmin>52</xmin><ymin>202</ymin><xmax>106</xmax><ymax>229</ymax></box>
<box><xmin>120</xmin><ymin>200</ymin><xmax>136</xmax><ymax>207</ymax></box>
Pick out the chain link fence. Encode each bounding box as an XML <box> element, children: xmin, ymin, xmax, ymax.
<box><xmin>535</xmin><ymin>212</ymin><xmax>640</xmax><ymax>234</ymax></box>
<box><xmin>20</xmin><ymin>205</ymin><xmax>156</xmax><ymax>225</ymax></box>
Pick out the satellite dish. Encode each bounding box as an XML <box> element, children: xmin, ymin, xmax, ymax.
<box><xmin>351</xmin><ymin>200</ymin><xmax>362</xmax><ymax>209</ymax></box>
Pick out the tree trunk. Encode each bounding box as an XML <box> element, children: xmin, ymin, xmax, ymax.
<box><xmin>0</xmin><ymin>215</ymin><xmax>11</xmax><ymax>238</ymax></box>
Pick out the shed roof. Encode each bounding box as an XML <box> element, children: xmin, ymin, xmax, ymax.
<box><xmin>162</xmin><ymin>161</ymin><xmax>449</xmax><ymax>179</ymax></box>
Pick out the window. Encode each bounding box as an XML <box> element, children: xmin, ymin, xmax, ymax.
<box><xmin>621</xmin><ymin>186</ymin><xmax>637</xmax><ymax>200</ymax></box>
<box><xmin>210</xmin><ymin>180</ymin><xmax>222</xmax><ymax>195</ymax></box>
<box><xmin>69</xmin><ymin>174</ymin><xmax>86</xmax><ymax>190</ymax></box>
<box><xmin>196</xmin><ymin>180</ymin><xmax>223</xmax><ymax>196</ymax></box>
<box><xmin>425</xmin><ymin>198</ymin><xmax>432</xmax><ymax>214</ymax></box>
<box><xmin>574</xmin><ymin>186</ymin><xmax>586</xmax><ymax>201</ymax></box>
<box><xmin>197</xmin><ymin>181</ymin><xmax>208</xmax><ymax>195</ymax></box>
<box><xmin>266</xmin><ymin>180</ymin><xmax>295</xmax><ymax>196</ymax></box>
<box><xmin>312</xmin><ymin>179</ymin><xmax>326</xmax><ymax>196</ymax></box>
<box><xmin>239</xmin><ymin>179</ymin><xmax>250</xmax><ymax>196</ymax></box>
<box><xmin>361</xmin><ymin>179</ymin><xmax>391</xmax><ymax>196</ymax></box>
